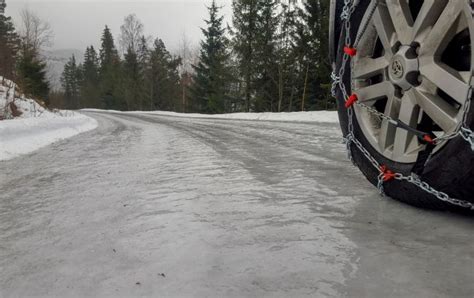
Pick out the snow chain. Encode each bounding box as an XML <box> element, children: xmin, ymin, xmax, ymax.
<box><xmin>332</xmin><ymin>0</ymin><xmax>474</xmax><ymax>210</ymax></box>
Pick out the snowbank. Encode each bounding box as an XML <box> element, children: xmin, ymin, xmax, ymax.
<box><xmin>142</xmin><ymin>110</ymin><xmax>339</xmax><ymax>123</ymax></box>
<box><xmin>0</xmin><ymin>112</ymin><xmax>97</xmax><ymax>161</ymax></box>
<box><xmin>84</xmin><ymin>109</ymin><xmax>340</xmax><ymax>124</ymax></box>
<box><xmin>0</xmin><ymin>77</ymin><xmax>98</xmax><ymax>161</ymax></box>
<box><xmin>0</xmin><ymin>76</ymin><xmax>52</xmax><ymax>119</ymax></box>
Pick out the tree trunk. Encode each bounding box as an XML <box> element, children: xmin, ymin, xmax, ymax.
<box><xmin>246</xmin><ymin>73</ymin><xmax>251</xmax><ymax>112</ymax></box>
<box><xmin>301</xmin><ymin>63</ymin><xmax>309</xmax><ymax>112</ymax></box>
<box><xmin>278</xmin><ymin>65</ymin><xmax>283</xmax><ymax>112</ymax></box>
<box><xmin>182</xmin><ymin>81</ymin><xmax>186</xmax><ymax>113</ymax></box>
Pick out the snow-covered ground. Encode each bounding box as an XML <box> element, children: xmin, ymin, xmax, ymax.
<box><xmin>0</xmin><ymin>78</ymin><xmax>98</xmax><ymax>161</ymax></box>
<box><xmin>0</xmin><ymin>77</ymin><xmax>50</xmax><ymax>119</ymax></box>
<box><xmin>0</xmin><ymin>114</ymin><xmax>98</xmax><ymax>161</ymax></box>
<box><xmin>83</xmin><ymin>109</ymin><xmax>340</xmax><ymax>124</ymax></box>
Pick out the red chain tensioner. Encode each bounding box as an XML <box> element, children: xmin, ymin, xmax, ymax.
<box><xmin>380</xmin><ymin>165</ymin><xmax>396</xmax><ymax>182</ymax></box>
<box><xmin>344</xmin><ymin>46</ymin><xmax>357</xmax><ymax>57</ymax></box>
<box><xmin>345</xmin><ymin>94</ymin><xmax>358</xmax><ymax>108</ymax></box>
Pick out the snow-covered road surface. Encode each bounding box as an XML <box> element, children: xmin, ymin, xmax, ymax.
<box><xmin>1</xmin><ymin>111</ymin><xmax>473</xmax><ymax>297</ymax></box>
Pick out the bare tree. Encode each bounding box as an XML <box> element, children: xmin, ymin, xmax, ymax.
<box><xmin>177</xmin><ymin>32</ymin><xmax>199</xmax><ymax>112</ymax></box>
<box><xmin>177</xmin><ymin>32</ymin><xmax>194</xmax><ymax>75</ymax></box>
<box><xmin>19</xmin><ymin>8</ymin><xmax>53</xmax><ymax>56</ymax></box>
<box><xmin>119</xmin><ymin>14</ymin><xmax>144</xmax><ymax>54</ymax></box>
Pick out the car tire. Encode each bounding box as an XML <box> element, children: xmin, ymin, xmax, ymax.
<box><xmin>335</xmin><ymin>0</ymin><xmax>474</xmax><ymax>212</ymax></box>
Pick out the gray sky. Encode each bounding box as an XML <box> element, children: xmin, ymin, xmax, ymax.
<box><xmin>7</xmin><ymin>0</ymin><xmax>233</xmax><ymax>52</ymax></box>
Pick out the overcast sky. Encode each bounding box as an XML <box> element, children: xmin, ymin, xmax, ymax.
<box><xmin>6</xmin><ymin>0</ymin><xmax>233</xmax><ymax>52</ymax></box>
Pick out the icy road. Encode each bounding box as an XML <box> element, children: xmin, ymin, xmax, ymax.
<box><xmin>1</xmin><ymin>111</ymin><xmax>473</xmax><ymax>297</ymax></box>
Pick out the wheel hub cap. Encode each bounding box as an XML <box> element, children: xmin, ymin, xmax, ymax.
<box><xmin>388</xmin><ymin>45</ymin><xmax>419</xmax><ymax>91</ymax></box>
<box><xmin>391</xmin><ymin>58</ymin><xmax>404</xmax><ymax>79</ymax></box>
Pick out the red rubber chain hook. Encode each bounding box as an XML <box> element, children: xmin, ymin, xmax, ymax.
<box><xmin>345</xmin><ymin>94</ymin><xmax>358</xmax><ymax>108</ymax></box>
<box><xmin>380</xmin><ymin>165</ymin><xmax>396</xmax><ymax>182</ymax></box>
<box><xmin>344</xmin><ymin>46</ymin><xmax>357</xmax><ymax>57</ymax></box>
<box><xmin>422</xmin><ymin>134</ymin><xmax>436</xmax><ymax>145</ymax></box>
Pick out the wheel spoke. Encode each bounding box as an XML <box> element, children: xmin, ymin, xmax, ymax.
<box><xmin>420</xmin><ymin>0</ymin><xmax>464</xmax><ymax>56</ymax></box>
<box><xmin>378</xmin><ymin>94</ymin><xmax>400</xmax><ymax>152</ymax></box>
<box><xmin>392</xmin><ymin>92</ymin><xmax>419</xmax><ymax>159</ymax></box>
<box><xmin>420</xmin><ymin>62</ymin><xmax>470</xmax><ymax>105</ymax></box>
<box><xmin>386</xmin><ymin>0</ymin><xmax>414</xmax><ymax>45</ymax></box>
<box><xmin>409</xmin><ymin>88</ymin><xmax>458</xmax><ymax>132</ymax></box>
<box><xmin>460</xmin><ymin>71</ymin><xmax>472</xmax><ymax>83</ymax></box>
<box><xmin>412</xmin><ymin>0</ymin><xmax>448</xmax><ymax>42</ymax></box>
<box><xmin>373</xmin><ymin>4</ymin><xmax>397</xmax><ymax>56</ymax></box>
<box><xmin>355</xmin><ymin>81</ymin><xmax>394</xmax><ymax>103</ymax></box>
<box><xmin>353</xmin><ymin>57</ymin><xmax>389</xmax><ymax>80</ymax></box>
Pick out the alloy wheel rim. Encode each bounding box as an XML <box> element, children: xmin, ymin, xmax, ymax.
<box><xmin>351</xmin><ymin>0</ymin><xmax>474</xmax><ymax>163</ymax></box>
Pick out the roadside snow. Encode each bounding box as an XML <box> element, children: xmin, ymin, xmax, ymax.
<box><xmin>84</xmin><ymin>109</ymin><xmax>340</xmax><ymax>124</ymax></box>
<box><xmin>142</xmin><ymin>110</ymin><xmax>339</xmax><ymax>123</ymax></box>
<box><xmin>0</xmin><ymin>113</ymin><xmax>97</xmax><ymax>161</ymax></box>
<box><xmin>0</xmin><ymin>76</ymin><xmax>52</xmax><ymax>119</ymax></box>
<box><xmin>0</xmin><ymin>77</ymin><xmax>98</xmax><ymax>161</ymax></box>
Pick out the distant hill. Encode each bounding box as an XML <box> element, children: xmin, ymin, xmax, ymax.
<box><xmin>43</xmin><ymin>49</ymin><xmax>84</xmax><ymax>91</ymax></box>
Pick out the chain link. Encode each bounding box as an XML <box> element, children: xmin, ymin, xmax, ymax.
<box><xmin>331</xmin><ymin>71</ymin><xmax>340</xmax><ymax>97</ymax></box>
<box><xmin>377</xmin><ymin>173</ymin><xmax>386</xmax><ymax>195</ymax></box>
<box><xmin>357</xmin><ymin>102</ymin><xmax>398</xmax><ymax>124</ymax></box>
<box><xmin>460</xmin><ymin>127</ymin><xmax>474</xmax><ymax>151</ymax></box>
<box><xmin>434</xmin><ymin>90</ymin><xmax>472</xmax><ymax>144</ymax></box>
<box><xmin>396</xmin><ymin>175</ymin><xmax>474</xmax><ymax>210</ymax></box>
<box><xmin>340</xmin><ymin>0</ymin><xmax>357</xmax><ymax>21</ymax></box>
<box><xmin>332</xmin><ymin>0</ymin><xmax>474</xmax><ymax>209</ymax></box>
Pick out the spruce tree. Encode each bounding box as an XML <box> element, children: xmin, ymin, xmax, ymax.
<box><xmin>137</xmin><ymin>36</ymin><xmax>151</xmax><ymax>110</ymax></box>
<box><xmin>231</xmin><ymin>0</ymin><xmax>260</xmax><ymax>112</ymax></box>
<box><xmin>253</xmin><ymin>0</ymin><xmax>279</xmax><ymax>112</ymax></box>
<box><xmin>119</xmin><ymin>15</ymin><xmax>147</xmax><ymax>110</ymax></box>
<box><xmin>123</xmin><ymin>46</ymin><xmax>140</xmax><ymax>110</ymax></box>
<box><xmin>61</xmin><ymin>55</ymin><xmax>82</xmax><ymax>109</ymax></box>
<box><xmin>231</xmin><ymin>0</ymin><xmax>283</xmax><ymax>112</ymax></box>
<box><xmin>98</xmin><ymin>26</ymin><xmax>123</xmax><ymax>110</ymax></box>
<box><xmin>190</xmin><ymin>0</ymin><xmax>232</xmax><ymax>114</ymax></box>
<box><xmin>298</xmin><ymin>0</ymin><xmax>332</xmax><ymax>110</ymax></box>
<box><xmin>0</xmin><ymin>0</ymin><xmax>19</xmax><ymax>81</ymax></box>
<box><xmin>276</xmin><ymin>0</ymin><xmax>299</xmax><ymax>112</ymax></box>
<box><xmin>149</xmin><ymin>38</ymin><xmax>181</xmax><ymax>111</ymax></box>
<box><xmin>17</xmin><ymin>52</ymin><xmax>49</xmax><ymax>103</ymax></box>
<box><xmin>81</xmin><ymin>46</ymin><xmax>100</xmax><ymax>108</ymax></box>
